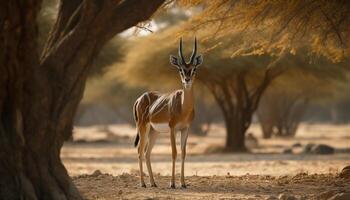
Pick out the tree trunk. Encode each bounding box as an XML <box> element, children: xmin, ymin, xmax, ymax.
<box><xmin>224</xmin><ymin>115</ymin><xmax>247</xmax><ymax>152</ymax></box>
<box><xmin>275</xmin><ymin>98</ymin><xmax>308</xmax><ymax>137</ymax></box>
<box><xmin>257</xmin><ymin>102</ymin><xmax>274</xmax><ymax>139</ymax></box>
<box><xmin>0</xmin><ymin>0</ymin><xmax>165</xmax><ymax>199</ymax></box>
<box><xmin>260</xmin><ymin>122</ymin><xmax>274</xmax><ymax>139</ymax></box>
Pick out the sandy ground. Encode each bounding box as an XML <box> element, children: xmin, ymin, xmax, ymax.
<box><xmin>74</xmin><ymin>172</ymin><xmax>349</xmax><ymax>200</ymax></box>
<box><xmin>63</xmin><ymin>123</ymin><xmax>350</xmax><ymax>199</ymax></box>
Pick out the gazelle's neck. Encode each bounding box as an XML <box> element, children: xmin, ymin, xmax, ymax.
<box><xmin>181</xmin><ymin>86</ymin><xmax>194</xmax><ymax>113</ymax></box>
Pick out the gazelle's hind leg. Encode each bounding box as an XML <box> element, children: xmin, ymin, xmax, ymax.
<box><xmin>145</xmin><ymin>128</ymin><xmax>158</xmax><ymax>187</ymax></box>
<box><xmin>137</xmin><ymin>123</ymin><xmax>149</xmax><ymax>187</ymax></box>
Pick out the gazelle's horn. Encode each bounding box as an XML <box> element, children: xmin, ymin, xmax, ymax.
<box><xmin>178</xmin><ymin>37</ymin><xmax>186</xmax><ymax>64</ymax></box>
<box><xmin>189</xmin><ymin>37</ymin><xmax>197</xmax><ymax>64</ymax></box>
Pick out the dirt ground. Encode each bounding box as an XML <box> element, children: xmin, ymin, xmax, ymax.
<box><xmin>74</xmin><ymin>172</ymin><xmax>349</xmax><ymax>200</ymax></box>
<box><xmin>63</xmin><ymin>123</ymin><xmax>350</xmax><ymax>199</ymax></box>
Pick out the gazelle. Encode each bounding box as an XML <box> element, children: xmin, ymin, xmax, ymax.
<box><xmin>133</xmin><ymin>38</ymin><xmax>203</xmax><ymax>188</ymax></box>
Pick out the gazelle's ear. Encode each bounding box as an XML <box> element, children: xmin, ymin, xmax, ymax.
<box><xmin>170</xmin><ymin>55</ymin><xmax>180</xmax><ymax>68</ymax></box>
<box><xmin>193</xmin><ymin>54</ymin><xmax>203</xmax><ymax>66</ymax></box>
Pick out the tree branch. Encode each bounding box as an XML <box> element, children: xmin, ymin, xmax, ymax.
<box><xmin>41</xmin><ymin>0</ymin><xmax>82</xmax><ymax>57</ymax></box>
<box><xmin>103</xmin><ymin>0</ymin><xmax>166</xmax><ymax>41</ymax></box>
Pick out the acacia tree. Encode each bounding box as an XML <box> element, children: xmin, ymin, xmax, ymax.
<box><xmin>189</xmin><ymin>32</ymin><xmax>289</xmax><ymax>152</ymax></box>
<box><xmin>257</xmin><ymin>56</ymin><xmax>348</xmax><ymax>138</ymax></box>
<box><xmin>0</xmin><ymin>0</ymin><xmax>166</xmax><ymax>199</ymax></box>
<box><xmin>258</xmin><ymin>90</ymin><xmax>309</xmax><ymax>138</ymax></box>
<box><xmin>182</xmin><ymin>0</ymin><xmax>350</xmax><ymax>61</ymax></box>
<box><xmin>200</xmin><ymin>54</ymin><xmax>286</xmax><ymax>152</ymax></box>
<box><xmin>178</xmin><ymin>0</ymin><xmax>350</xmax><ymax>150</ymax></box>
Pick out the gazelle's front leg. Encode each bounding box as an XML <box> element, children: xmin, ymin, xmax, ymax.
<box><xmin>145</xmin><ymin>130</ymin><xmax>158</xmax><ymax>187</ymax></box>
<box><xmin>180</xmin><ymin>127</ymin><xmax>189</xmax><ymax>188</ymax></box>
<box><xmin>170</xmin><ymin>128</ymin><xmax>177</xmax><ymax>188</ymax></box>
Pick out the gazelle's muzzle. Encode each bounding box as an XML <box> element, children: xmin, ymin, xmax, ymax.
<box><xmin>183</xmin><ymin>80</ymin><xmax>192</xmax><ymax>89</ymax></box>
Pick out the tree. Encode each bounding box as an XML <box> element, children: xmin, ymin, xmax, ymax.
<box><xmin>181</xmin><ymin>0</ymin><xmax>350</xmax><ymax>62</ymax></box>
<box><xmin>199</xmin><ymin>50</ymin><xmax>286</xmax><ymax>152</ymax></box>
<box><xmin>177</xmin><ymin>0</ymin><xmax>350</xmax><ymax>146</ymax></box>
<box><xmin>257</xmin><ymin>55</ymin><xmax>348</xmax><ymax>138</ymax></box>
<box><xmin>0</xmin><ymin>0</ymin><xmax>166</xmax><ymax>199</ymax></box>
<box><xmin>258</xmin><ymin>90</ymin><xmax>309</xmax><ymax>138</ymax></box>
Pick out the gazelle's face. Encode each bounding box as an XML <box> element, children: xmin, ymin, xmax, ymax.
<box><xmin>170</xmin><ymin>38</ymin><xmax>203</xmax><ymax>89</ymax></box>
<box><xmin>178</xmin><ymin>66</ymin><xmax>197</xmax><ymax>89</ymax></box>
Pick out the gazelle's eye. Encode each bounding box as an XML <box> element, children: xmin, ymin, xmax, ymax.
<box><xmin>190</xmin><ymin>68</ymin><xmax>196</xmax><ymax>76</ymax></box>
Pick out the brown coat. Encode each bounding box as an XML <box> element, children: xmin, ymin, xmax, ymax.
<box><xmin>133</xmin><ymin>89</ymin><xmax>194</xmax><ymax>131</ymax></box>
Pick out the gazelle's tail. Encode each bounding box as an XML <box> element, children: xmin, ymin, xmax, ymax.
<box><xmin>134</xmin><ymin>133</ymin><xmax>140</xmax><ymax>147</ymax></box>
<box><xmin>133</xmin><ymin>101</ymin><xmax>139</xmax><ymax>147</ymax></box>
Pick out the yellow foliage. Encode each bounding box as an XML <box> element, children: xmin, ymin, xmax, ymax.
<box><xmin>180</xmin><ymin>0</ymin><xmax>350</xmax><ymax>61</ymax></box>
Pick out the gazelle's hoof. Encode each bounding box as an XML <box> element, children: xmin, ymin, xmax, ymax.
<box><xmin>169</xmin><ymin>183</ymin><xmax>176</xmax><ymax>189</ymax></box>
<box><xmin>140</xmin><ymin>183</ymin><xmax>146</xmax><ymax>188</ymax></box>
<box><xmin>181</xmin><ymin>184</ymin><xmax>187</xmax><ymax>189</ymax></box>
<box><xmin>151</xmin><ymin>183</ymin><xmax>158</xmax><ymax>187</ymax></box>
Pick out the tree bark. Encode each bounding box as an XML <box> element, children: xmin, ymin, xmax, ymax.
<box><xmin>0</xmin><ymin>0</ymin><xmax>165</xmax><ymax>199</ymax></box>
<box><xmin>224</xmin><ymin>115</ymin><xmax>248</xmax><ymax>152</ymax></box>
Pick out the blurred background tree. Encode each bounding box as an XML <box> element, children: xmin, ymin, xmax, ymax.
<box><xmin>257</xmin><ymin>60</ymin><xmax>346</xmax><ymax>138</ymax></box>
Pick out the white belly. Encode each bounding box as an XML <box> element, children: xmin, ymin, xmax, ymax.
<box><xmin>150</xmin><ymin>123</ymin><xmax>170</xmax><ymax>133</ymax></box>
<box><xmin>150</xmin><ymin>122</ymin><xmax>188</xmax><ymax>133</ymax></box>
